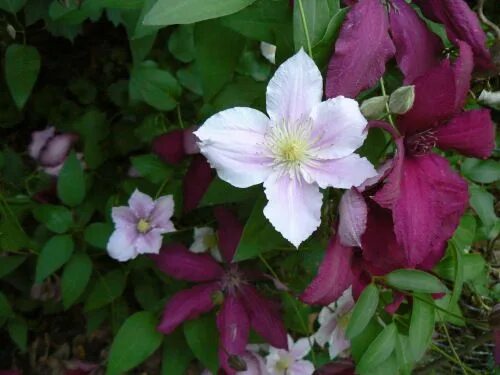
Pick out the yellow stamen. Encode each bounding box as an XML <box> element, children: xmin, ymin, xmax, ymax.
<box><xmin>137</xmin><ymin>218</ymin><xmax>151</xmax><ymax>233</ymax></box>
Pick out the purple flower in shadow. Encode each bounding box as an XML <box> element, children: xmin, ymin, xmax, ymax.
<box><xmin>152</xmin><ymin>207</ymin><xmax>287</xmax><ymax>374</ymax></box>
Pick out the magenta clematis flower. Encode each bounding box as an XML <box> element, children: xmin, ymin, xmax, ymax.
<box><xmin>327</xmin><ymin>0</ymin><xmax>444</xmax><ymax>98</ymax></box>
<box><xmin>302</xmin><ymin>43</ymin><xmax>496</xmax><ymax>306</ymax></box>
<box><xmin>152</xmin><ymin>207</ymin><xmax>287</xmax><ymax>374</ymax></box>
<box><xmin>29</xmin><ymin>126</ymin><xmax>79</xmax><ymax>176</ymax></box>
<box><xmin>195</xmin><ymin>50</ymin><xmax>376</xmax><ymax>247</ymax></box>
<box><xmin>152</xmin><ymin>127</ymin><xmax>214</xmax><ymax>212</ymax></box>
<box><xmin>107</xmin><ymin>190</ymin><xmax>175</xmax><ymax>262</ymax></box>
<box><xmin>414</xmin><ymin>0</ymin><xmax>494</xmax><ymax>71</ymax></box>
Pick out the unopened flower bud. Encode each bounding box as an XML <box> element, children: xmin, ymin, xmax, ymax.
<box><xmin>389</xmin><ymin>85</ymin><xmax>415</xmax><ymax>114</ymax></box>
<box><xmin>6</xmin><ymin>24</ymin><xmax>16</xmax><ymax>40</ymax></box>
<box><xmin>228</xmin><ymin>355</ymin><xmax>247</xmax><ymax>372</ymax></box>
<box><xmin>211</xmin><ymin>290</ymin><xmax>224</xmax><ymax>306</ymax></box>
<box><xmin>360</xmin><ymin>96</ymin><xmax>388</xmax><ymax>120</ymax></box>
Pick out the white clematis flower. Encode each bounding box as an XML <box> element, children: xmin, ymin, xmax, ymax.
<box><xmin>314</xmin><ymin>287</ymin><xmax>354</xmax><ymax>360</ymax></box>
<box><xmin>266</xmin><ymin>335</ymin><xmax>314</xmax><ymax>375</ymax></box>
<box><xmin>195</xmin><ymin>50</ymin><xmax>376</xmax><ymax>247</ymax></box>
<box><xmin>189</xmin><ymin>226</ymin><xmax>223</xmax><ymax>262</ymax></box>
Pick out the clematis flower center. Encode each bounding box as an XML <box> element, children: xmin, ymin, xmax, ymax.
<box><xmin>405</xmin><ymin>128</ymin><xmax>437</xmax><ymax>156</ymax></box>
<box><xmin>221</xmin><ymin>264</ymin><xmax>245</xmax><ymax>294</ymax></box>
<box><xmin>136</xmin><ymin>218</ymin><xmax>151</xmax><ymax>233</ymax></box>
<box><xmin>338</xmin><ymin>312</ymin><xmax>351</xmax><ymax>330</ymax></box>
<box><xmin>276</xmin><ymin>354</ymin><xmax>292</xmax><ymax>370</ymax></box>
<box><xmin>266</xmin><ymin>119</ymin><xmax>313</xmax><ymax>171</ymax></box>
<box><xmin>203</xmin><ymin>232</ymin><xmax>218</xmax><ymax>249</ymax></box>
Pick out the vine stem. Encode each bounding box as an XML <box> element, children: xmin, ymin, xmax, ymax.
<box><xmin>297</xmin><ymin>0</ymin><xmax>313</xmax><ymax>57</ymax></box>
<box><xmin>379</xmin><ymin>77</ymin><xmax>395</xmax><ymax>126</ymax></box>
<box><xmin>258</xmin><ymin>254</ymin><xmax>317</xmax><ymax>366</ymax></box>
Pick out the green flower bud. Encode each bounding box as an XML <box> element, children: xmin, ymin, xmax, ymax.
<box><xmin>360</xmin><ymin>95</ymin><xmax>388</xmax><ymax>120</ymax></box>
<box><xmin>389</xmin><ymin>85</ymin><xmax>415</xmax><ymax>114</ymax></box>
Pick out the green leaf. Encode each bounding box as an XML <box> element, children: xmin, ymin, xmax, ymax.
<box><xmin>194</xmin><ymin>20</ymin><xmax>245</xmax><ymax>100</ymax></box>
<box><xmin>293</xmin><ymin>0</ymin><xmax>337</xmax><ymax>50</ymax></box>
<box><xmin>162</xmin><ymin>329</ymin><xmax>194</xmax><ymax>375</ymax></box>
<box><xmin>395</xmin><ymin>335</ymin><xmax>414</xmax><ymax>375</ymax></box>
<box><xmin>7</xmin><ymin>317</ymin><xmax>27</xmax><ymax>351</ymax></box>
<box><xmin>143</xmin><ymin>0</ymin><xmax>257</xmax><ymax>26</ymax></box>
<box><xmin>84</xmin><ymin>269</ymin><xmax>126</xmax><ymax>311</ymax></box>
<box><xmin>131</xmin><ymin>154</ymin><xmax>173</xmax><ymax>184</ymax></box>
<box><xmin>451</xmin><ymin>214</ymin><xmax>476</xmax><ymax>252</ymax></box>
<box><xmin>57</xmin><ymin>151</ymin><xmax>86</xmax><ymax>207</ymax></box>
<box><xmin>357</xmin><ymin>323</ymin><xmax>397</xmax><ymax>374</ymax></box>
<box><xmin>469</xmin><ymin>184</ymin><xmax>498</xmax><ymax>233</ymax></box>
<box><xmin>62</xmin><ymin>253</ymin><xmax>93</xmax><ymax>309</ymax></box>
<box><xmin>461</xmin><ymin>158</ymin><xmax>500</xmax><ymax>184</ymax></box>
<box><xmin>434</xmin><ymin>253</ymin><xmax>486</xmax><ymax>282</ymax></box>
<box><xmin>0</xmin><ymin>292</ymin><xmax>13</xmax><ymax>318</ymax></box>
<box><xmin>233</xmin><ymin>194</ymin><xmax>287</xmax><ymax>261</ymax></box>
<box><xmin>409</xmin><ymin>294</ymin><xmax>435</xmax><ymax>361</ymax></box>
<box><xmin>184</xmin><ymin>315</ymin><xmax>219</xmax><ymax>373</ymax></box>
<box><xmin>33</xmin><ymin>204</ymin><xmax>73</xmax><ymax>233</ymax></box>
<box><xmin>35</xmin><ymin>235</ymin><xmax>74</xmax><ymax>283</ymax></box>
<box><xmin>168</xmin><ymin>25</ymin><xmax>195</xmax><ymax>63</ymax></box>
<box><xmin>200</xmin><ymin>177</ymin><xmax>259</xmax><ymax>207</ymax></box>
<box><xmin>100</xmin><ymin>0</ymin><xmax>143</xmax><ymax>9</ymax></box>
<box><xmin>385</xmin><ymin>270</ymin><xmax>447</xmax><ymax>294</ymax></box>
<box><xmin>0</xmin><ymin>0</ymin><xmax>26</xmax><ymax>13</ymax></box>
<box><xmin>5</xmin><ymin>44</ymin><xmax>41</xmax><ymax>109</ymax></box>
<box><xmin>106</xmin><ymin>311</ymin><xmax>163</xmax><ymax>375</ymax></box>
<box><xmin>129</xmin><ymin>61</ymin><xmax>181</xmax><ymax>111</ymax></box>
<box><xmin>84</xmin><ymin>222</ymin><xmax>113</xmax><ymax>249</ymax></box>
<box><xmin>346</xmin><ymin>284</ymin><xmax>379</xmax><ymax>339</ymax></box>
<box><xmin>0</xmin><ymin>255</ymin><xmax>26</xmax><ymax>278</ymax></box>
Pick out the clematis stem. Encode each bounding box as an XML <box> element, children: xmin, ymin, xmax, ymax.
<box><xmin>297</xmin><ymin>0</ymin><xmax>313</xmax><ymax>57</ymax></box>
<box><xmin>437</xmin><ymin>313</ymin><xmax>473</xmax><ymax>375</ymax></box>
<box><xmin>379</xmin><ymin>78</ymin><xmax>395</xmax><ymax>126</ymax></box>
<box><xmin>258</xmin><ymin>254</ymin><xmax>317</xmax><ymax>366</ymax></box>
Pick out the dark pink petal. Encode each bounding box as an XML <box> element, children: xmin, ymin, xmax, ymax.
<box><xmin>389</xmin><ymin>0</ymin><xmax>442</xmax><ymax>83</ymax></box>
<box><xmin>338</xmin><ymin>189</ymin><xmax>367</xmax><ymax>248</ymax></box>
<box><xmin>385</xmin><ymin>292</ymin><xmax>405</xmax><ymax>314</ymax></box>
<box><xmin>392</xmin><ymin>154</ymin><xmax>468</xmax><ymax>267</ymax></box>
<box><xmin>397</xmin><ymin>61</ymin><xmax>456</xmax><ymax>135</ymax></box>
<box><xmin>217</xmin><ymin>295</ymin><xmax>250</xmax><ymax>375</ymax></box>
<box><xmin>452</xmin><ymin>41</ymin><xmax>474</xmax><ymax>110</ymax></box>
<box><xmin>152</xmin><ymin>130</ymin><xmax>186</xmax><ymax>165</ymax></box>
<box><xmin>39</xmin><ymin>133</ymin><xmax>77</xmax><ymax>167</ymax></box>
<box><xmin>183</xmin><ymin>155</ymin><xmax>214</xmax><ymax>212</ymax></box>
<box><xmin>351</xmin><ymin>252</ymin><xmax>372</xmax><ymax>299</ymax></box>
<box><xmin>214</xmin><ymin>207</ymin><xmax>243</xmax><ymax>263</ymax></box>
<box><xmin>300</xmin><ymin>234</ymin><xmax>354</xmax><ymax>305</ymax></box>
<box><xmin>151</xmin><ymin>244</ymin><xmax>224</xmax><ymax>282</ymax></box>
<box><xmin>415</xmin><ymin>0</ymin><xmax>494</xmax><ymax>71</ymax></box>
<box><xmin>183</xmin><ymin>127</ymin><xmax>200</xmax><ymax>155</ymax></box>
<box><xmin>158</xmin><ymin>282</ymin><xmax>219</xmax><ymax>334</ymax></box>
<box><xmin>373</xmin><ymin>137</ymin><xmax>405</xmax><ymax>209</ymax></box>
<box><xmin>240</xmin><ymin>285</ymin><xmax>287</xmax><ymax>349</ymax></box>
<box><xmin>361</xmin><ymin>201</ymin><xmax>409</xmax><ymax>275</ymax></box>
<box><xmin>316</xmin><ymin>359</ymin><xmax>355</xmax><ymax>375</ymax></box>
<box><xmin>435</xmin><ymin>109</ymin><xmax>495</xmax><ymax>159</ymax></box>
<box><xmin>325</xmin><ymin>0</ymin><xmax>395</xmax><ymax>98</ymax></box>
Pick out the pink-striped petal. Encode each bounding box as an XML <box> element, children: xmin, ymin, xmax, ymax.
<box><xmin>217</xmin><ymin>295</ymin><xmax>250</xmax><ymax>375</ymax></box>
<box><xmin>39</xmin><ymin>133</ymin><xmax>77</xmax><ymax>167</ymax></box>
<box><xmin>326</xmin><ymin>0</ymin><xmax>395</xmax><ymax>98</ymax></box>
<box><xmin>151</xmin><ymin>244</ymin><xmax>224</xmax><ymax>282</ymax></box>
<box><xmin>435</xmin><ymin>109</ymin><xmax>495</xmax><ymax>159</ymax></box>
<box><xmin>266</xmin><ymin>49</ymin><xmax>322</xmax><ymax>122</ymax></box>
<box><xmin>214</xmin><ymin>207</ymin><xmax>243</xmax><ymax>263</ymax></box>
<box><xmin>300</xmin><ymin>235</ymin><xmax>354</xmax><ymax>305</ymax></box>
<box><xmin>158</xmin><ymin>282</ymin><xmax>219</xmax><ymax>333</ymax></box>
<box><xmin>128</xmin><ymin>190</ymin><xmax>155</xmax><ymax>218</ymax></box>
<box><xmin>240</xmin><ymin>285</ymin><xmax>287</xmax><ymax>349</ymax></box>
<box><xmin>338</xmin><ymin>189</ymin><xmax>368</xmax><ymax>248</ymax></box>
<box><xmin>29</xmin><ymin>127</ymin><xmax>55</xmax><ymax>160</ymax></box>
<box><xmin>111</xmin><ymin>206</ymin><xmax>137</xmax><ymax>229</ymax></box>
<box><xmin>388</xmin><ymin>0</ymin><xmax>442</xmax><ymax>83</ymax></box>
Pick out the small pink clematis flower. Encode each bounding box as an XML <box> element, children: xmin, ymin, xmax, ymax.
<box><xmin>195</xmin><ymin>50</ymin><xmax>376</xmax><ymax>247</ymax></box>
<box><xmin>152</xmin><ymin>207</ymin><xmax>287</xmax><ymax>374</ymax></box>
<box><xmin>29</xmin><ymin>126</ymin><xmax>79</xmax><ymax>176</ymax></box>
<box><xmin>266</xmin><ymin>335</ymin><xmax>314</xmax><ymax>375</ymax></box>
<box><xmin>314</xmin><ymin>287</ymin><xmax>354</xmax><ymax>360</ymax></box>
<box><xmin>106</xmin><ymin>190</ymin><xmax>175</xmax><ymax>262</ymax></box>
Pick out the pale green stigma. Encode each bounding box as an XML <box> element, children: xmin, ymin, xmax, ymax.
<box><xmin>137</xmin><ymin>218</ymin><xmax>151</xmax><ymax>233</ymax></box>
